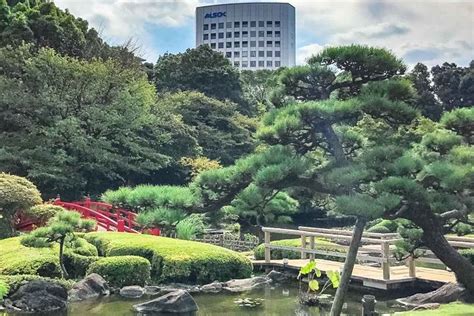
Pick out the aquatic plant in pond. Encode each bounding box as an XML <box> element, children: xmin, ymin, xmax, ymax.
<box><xmin>298</xmin><ymin>260</ymin><xmax>340</xmax><ymax>306</ymax></box>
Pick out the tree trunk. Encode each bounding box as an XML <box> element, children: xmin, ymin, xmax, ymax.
<box><xmin>0</xmin><ymin>213</ymin><xmax>15</xmax><ymax>239</ymax></box>
<box><xmin>330</xmin><ymin>217</ymin><xmax>366</xmax><ymax>316</ymax></box>
<box><xmin>59</xmin><ymin>237</ymin><xmax>69</xmax><ymax>279</ymax></box>
<box><xmin>413</xmin><ymin>213</ymin><xmax>474</xmax><ymax>294</ymax></box>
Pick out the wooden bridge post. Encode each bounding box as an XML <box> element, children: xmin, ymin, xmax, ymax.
<box><xmin>264</xmin><ymin>230</ymin><xmax>271</xmax><ymax>263</ymax></box>
<box><xmin>301</xmin><ymin>234</ymin><xmax>307</xmax><ymax>259</ymax></box>
<box><xmin>381</xmin><ymin>241</ymin><xmax>390</xmax><ymax>280</ymax></box>
<box><xmin>407</xmin><ymin>255</ymin><xmax>416</xmax><ymax>278</ymax></box>
<box><xmin>309</xmin><ymin>236</ymin><xmax>315</xmax><ymax>260</ymax></box>
<box><xmin>117</xmin><ymin>219</ymin><xmax>125</xmax><ymax>232</ymax></box>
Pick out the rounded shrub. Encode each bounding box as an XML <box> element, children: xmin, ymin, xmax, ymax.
<box><xmin>459</xmin><ymin>249</ymin><xmax>474</xmax><ymax>265</ymax></box>
<box><xmin>84</xmin><ymin>232</ymin><xmax>253</xmax><ymax>284</ymax></box>
<box><xmin>87</xmin><ymin>255</ymin><xmax>151</xmax><ymax>287</ymax></box>
<box><xmin>367</xmin><ymin>225</ymin><xmax>391</xmax><ymax>234</ymax></box>
<box><xmin>25</xmin><ymin>204</ymin><xmax>66</xmax><ymax>226</ymax></box>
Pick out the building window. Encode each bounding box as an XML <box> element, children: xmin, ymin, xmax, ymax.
<box><xmin>211</xmin><ymin>33</ymin><xmax>216</xmax><ymax>39</ymax></box>
<box><xmin>234</xmin><ymin>51</ymin><xmax>240</xmax><ymax>58</ymax></box>
<box><xmin>234</xmin><ymin>21</ymin><xmax>240</xmax><ymax>28</ymax></box>
<box><xmin>242</xmin><ymin>41</ymin><xmax>248</xmax><ymax>48</ymax></box>
<box><xmin>275</xmin><ymin>41</ymin><xmax>281</xmax><ymax>47</ymax></box>
<box><xmin>275</xmin><ymin>61</ymin><xmax>281</xmax><ymax>67</ymax></box>
<box><xmin>218</xmin><ymin>32</ymin><xmax>224</xmax><ymax>39</ymax></box>
<box><xmin>258</xmin><ymin>21</ymin><xmax>264</xmax><ymax>27</ymax></box>
<box><xmin>267</xmin><ymin>41</ymin><xmax>273</xmax><ymax>47</ymax></box>
<box><xmin>275</xmin><ymin>21</ymin><xmax>281</xmax><ymax>27</ymax></box>
<box><xmin>275</xmin><ymin>51</ymin><xmax>281</xmax><ymax>57</ymax></box>
<box><xmin>242</xmin><ymin>31</ymin><xmax>248</xmax><ymax>38</ymax></box>
<box><xmin>250</xmin><ymin>21</ymin><xmax>256</xmax><ymax>27</ymax></box>
<box><xmin>218</xmin><ymin>22</ymin><xmax>224</xmax><ymax>29</ymax></box>
<box><xmin>275</xmin><ymin>31</ymin><xmax>281</xmax><ymax>37</ymax></box>
<box><xmin>218</xmin><ymin>42</ymin><xmax>224</xmax><ymax>49</ymax></box>
<box><xmin>234</xmin><ymin>41</ymin><xmax>240</xmax><ymax>48</ymax></box>
<box><xmin>250</xmin><ymin>51</ymin><xmax>257</xmax><ymax>57</ymax></box>
<box><xmin>267</xmin><ymin>31</ymin><xmax>272</xmax><ymax>37</ymax></box>
<box><xmin>226</xmin><ymin>42</ymin><xmax>232</xmax><ymax>48</ymax></box>
<box><xmin>258</xmin><ymin>51</ymin><xmax>265</xmax><ymax>57</ymax></box>
<box><xmin>242</xmin><ymin>21</ymin><xmax>248</xmax><ymax>28</ymax></box>
<box><xmin>203</xmin><ymin>24</ymin><xmax>209</xmax><ymax>31</ymax></box>
<box><xmin>250</xmin><ymin>61</ymin><xmax>256</xmax><ymax>67</ymax></box>
<box><xmin>258</xmin><ymin>41</ymin><xmax>264</xmax><ymax>47</ymax></box>
<box><xmin>234</xmin><ymin>61</ymin><xmax>240</xmax><ymax>67</ymax></box>
<box><xmin>226</xmin><ymin>52</ymin><xmax>232</xmax><ymax>58</ymax></box>
<box><xmin>258</xmin><ymin>30</ymin><xmax>265</xmax><ymax>37</ymax></box>
<box><xmin>242</xmin><ymin>51</ymin><xmax>248</xmax><ymax>57</ymax></box>
<box><xmin>226</xmin><ymin>22</ymin><xmax>232</xmax><ymax>28</ymax></box>
<box><xmin>234</xmin><ymin>31</ymin><xmax>240</xmax><ymax>38</ymax></box>
<box><xmin>250</xmin><ymin>41</ymin><xmax>256</xmax><ymax>47</ymax></box>
<box><xmin>267</xmin><ymin>21</ymin><xmax>273</xmax><ymax>27</ymax></box>
<box><xmin>242</xmin><ymin>61</ymin><xmax>248</xmax><ymax>68</ymax></box>
<box><xmin>210</xmin><ymin>43</ymin><xmax>216</xmax><ymax>49</ymax></box>
<box><xmin>258</xmin><ymin>60</ymin><xmax>264</xmax><ymax>67</ymax></box>
<box><xmin>250</xmin><ymin>31</ymin><xmax>256</xmax><ymax>37</ymax></box>
<box><xmin>203</xmin><ymin>34</ymin><xmax>209</xmax><ymax>40</ymax></box>
<box><xmin>226</xmin><ymin>32</ymin><xmax>232</xmax><ymax>38</ymax></box>
<box><xmin>267</xmin><ymin>60</ymin><xmax>273</xmax><ymax>67</ymax></box>
<box><xmin>267</xmin><ymin>51</ymin><xmax>273</xmax><ymax>57</ymax></box>
<box><xmin>211</xmin><ymin>23</ymin><xmax>216</xmax><ymax>30</ymax></box>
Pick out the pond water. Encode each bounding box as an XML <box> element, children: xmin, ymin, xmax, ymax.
<box><xmin>67</xmin><ymin>282</ymin><xmax>411</xmax><ymax>316</ymax></box>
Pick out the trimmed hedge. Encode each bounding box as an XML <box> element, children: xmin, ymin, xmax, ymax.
<box><xmin>460</xmin><ymin>249</ymin><xmax>474</xmax><ymax>265</ymax></box>
<box><xmin>0</xmin><ymin>274</ymin><xmax>75</xmax><ymax>297</ymax></box>
<box><xmin>84</xmin><ymin>232</ymin><xmax>253</xmax><ymax>284</ymax></box>
<box><xmin>0</xmin><ymin>237</ymin><xmax>99</xmax><ymax>279</ymax></box>
<box><xmin>87</xmin><ymin>256</ymin><xmax>150</xmax><ymax>287</ymax></box>
<box><xmin>254</xmin><ymin>238</ymin><xmax>345</xmax><ymax>261</ymax></box>
<box><xmin>367</xmin><ymin>219</ymin><xmax>398</xmax><ymax>233</ymax></box>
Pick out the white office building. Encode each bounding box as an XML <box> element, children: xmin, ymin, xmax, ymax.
<box><xmin>196</xmin><ymin>2</ymin><xmax>296</xmax><ymax>70</ymax></box>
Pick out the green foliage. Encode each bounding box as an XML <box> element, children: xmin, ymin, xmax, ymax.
<box><xmin>63</xmin><ymin>252</ymin><xmax>99</xmax><ymax>279</ymax></box>
<box><xmin>459</xmin><ymin>249</ymin><xmax>474</xmax><ymax>265</ymax></box>
<box><xmin>0</xmin><ymin>173</ymin><xmax>42</xmax><ymax>238</ymax></box>
<box><xmin>155</xmin><ymin>91</ymin><xmax>256</xmax><ymax>165</ymax></box>
<box><xmin>440</xmin><ymin>107</ymin><xmax>474</xmax><ymax>140</ymax></box>
<box><xmin>298</xmin><ymin>260</ymin><xmax>339</xmax><ymax>294</ymax></box>
<box><xmin>367</xmin><ymin>220</ymin><xmax>399</xmax><ymax>233</ymax></box>
<box><xmin>253</xmin><ymin>238</ymin><xmax>343</xmax><ymax>261</ymax></box>
<box><xmin>84</xmin><ymin>232</ymin><xmax>252</xmax><ymax>284</ymax></box>
<box><xmin>453</xmin><ymin>223</ymin><xmax>473</xmax><ymax>236</ymax></box>
<box><xmin>153</xmin><ymin>45</ymin><xmax>244</xmax><ymax>107</ymax></box>
<box><xmin>87</xmin><ymin>255</ymin><xmax>151</xmax><ymax>287</ymax></box>
<box><xmin>407</xmin><ymin>63</ymin><xmax>443</xmax><ymax>120</ymax></box>
<box><xmin>176</xmin><ymin>214</ymin><xmax>207</xmax><ymax>240</ymax></box>
<box><xmin>335</xmin><ymin>193</ymin><xmax>401</xmax><ymax>220</ymax></box>
<box><xmin>360</xmin><ymin>79</ymin><xmax>417</xmax><ymax>105</ymax></box>
<box><xmin>0</xmin><ymin>274</ymin><xmax>75</xmax><ymax>298</ymax></box>
<box><xmin>0</xmin><ymin>279</ymin><xmax>9</xmax><ymax>300</ymax></box>
<box><xmin>0</xmin><ymin>45</ymin><xmax>196</xmax><ymax>198</ymax></box>
<box><xmin>137</xmin><ymin>208</ymin><xmax>187</xmax><ymax>235</ymax></box>
<box><xmin>24</xmin><ymin>204</ymin><xmax>65</xmax><ymax>225</ymax></box>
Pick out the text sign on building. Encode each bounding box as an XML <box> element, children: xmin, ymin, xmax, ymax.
<box><xmin>205</xmin><ymin>12</ymin><xmax>226</xmax><ymax>19</ymax></box>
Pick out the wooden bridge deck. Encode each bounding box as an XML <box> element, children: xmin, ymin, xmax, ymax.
<box><xmin>252</xmin><ymin>258</ymin><xmax>456</xmax><ymax>290</ymax></box>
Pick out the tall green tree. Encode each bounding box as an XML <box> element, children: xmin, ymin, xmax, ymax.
<box><xmin>407</xmin><ymin>63</ymin><xmax>443</xmax><ymax>120</ymax></box>
<box><xmin>0</xmin><ymin>45</ymin><xmax>198</xmax><ymax>198</ymax></box>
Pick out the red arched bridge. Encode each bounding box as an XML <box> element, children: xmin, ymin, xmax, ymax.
<box><xmin>15</xmin><ymin>197</ymin><xmax>160</xmax><ymax>235</ymax></box>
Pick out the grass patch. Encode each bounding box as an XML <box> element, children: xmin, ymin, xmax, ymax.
<box><xmin>396</xmin><ymin>302</ymin><xmax>474</xmax><ymax>315</ymax></box>
<box><xmin>84</xmin><ymin>232</ymin><xmax>253</xmax><ymax>284</ymax></box>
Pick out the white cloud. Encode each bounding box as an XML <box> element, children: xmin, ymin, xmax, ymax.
<box><xmin>296</xmin><ymin>43</ymin><xmax>325</xmax><ymax>65</ymax></box>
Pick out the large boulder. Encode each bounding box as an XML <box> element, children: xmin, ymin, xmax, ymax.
<box><xmin>68</xmin><ymin>273</ymin><xmax>109</xmax><ymax>302</ymax></box>
<box><xmin>133</xmin><ymin>290</ymin><xmax>198</xmax><ymax>314</ymax></box>
<box><xmin>119</xmin><ymin>285</ymin><xmax>145</xmax><ymax>299</ymax></box>
<box><xmin>266</xmin><ymin>270</ymin><xmax>291</xmax><ymax>283</ymax></box>
<box><xmin>223</xmin><ymin>276</ymin><xmax>272</xmax><ymax>292</ymax></box>
<box><xmin>200</xmin><ymin>281</ymin><xmax>223</xmax><ymax>293</ymax></box>
<box><xmin>398</xmin><ymin>283</ymin><xmax>468</xmax><ymax>306</ymax></box>
<box><xmin>4</xmin><ymin>280</ymin><xmax>67</xmax><ymax>313</ymax></box>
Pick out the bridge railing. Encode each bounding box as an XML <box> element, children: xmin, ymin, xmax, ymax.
<box><xmin>262</xmin><ymin>226</ymin><xmax>474</xmax><ymax>281</ymax></box>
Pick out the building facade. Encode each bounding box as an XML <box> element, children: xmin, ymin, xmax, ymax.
<box><xmin>196</xmin><ymin>2</ymin><xmax>295</xmax><ymax>70</ymax></box>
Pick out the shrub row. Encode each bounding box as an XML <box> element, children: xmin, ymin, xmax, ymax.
<box><xmin>254</xmin><ymin>238</ymin><xmax>345</xmax><ymax>262</ymax></box>
<box><xmin>87</xmin><ymin>256</ymin><xmax>151</xmax><ymax>287</ymax></box>
<box><xmin>84</xmin><ymin>232</ymin><xmax>253</xmax><ymax>284</ymax></box>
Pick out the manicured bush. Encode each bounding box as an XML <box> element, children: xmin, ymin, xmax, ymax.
<box><xmin>87</xmin><ymin>256</ymin><xmax>151</xmax><ymax>287</ymax></box>
<box><xmin>367</xmin><ymin>225</ymin><xmax>391</xmax><ymax>234</ymax></box>
<box><xmin>84</xmin><ymin>232</ymin><xmax>253</xmax><ymax>284</ymax></box>
<box><xmin>64</xmin><ymin>252</ymin><xmax>99</xmax><ymax>279</ymax></box>
<box><xmin>367</xmin><ymin>219</ymin><xmax>399</xmax><ymax>233</ymax></box>
<box><xmin>0</xmin><ymin>275</ymin><xmax>75</xmax><ymax>297</ymax></box>
<box><xmin>459</xmin><ymin>249</ymin><xmax>474</xmax><ymax>265</ymax></box>
<box><xmin>254</xmin><ymin>238</ymin><xmax>344</xmax><ymax>261</ymax></box>
<box><xmin>24</xmin><ymin>204</ymin><xmax>66</xmax><ymax>225</ymax></box>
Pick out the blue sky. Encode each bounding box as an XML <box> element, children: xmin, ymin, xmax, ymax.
<box><xmin>56</xmin><ymin>0</ymin><xmax>473</xmax><ymax>67</ymax></box>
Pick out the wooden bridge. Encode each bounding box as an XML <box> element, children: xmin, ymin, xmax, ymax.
<box><xmin>252</xmin><ymin>226</ymin><xmax>474</xmax><ymax>290</ymax></box>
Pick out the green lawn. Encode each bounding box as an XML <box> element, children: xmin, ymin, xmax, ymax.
<box><xmin>396</xmin><ymin>302</ymin><xmax>474</xmax><ymax>315</ymax></box>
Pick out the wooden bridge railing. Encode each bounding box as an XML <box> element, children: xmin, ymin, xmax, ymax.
<box><xmin>262</xmin><ymin>226</ymin><xmax>474</xmax><ymax>281</ymax></box>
